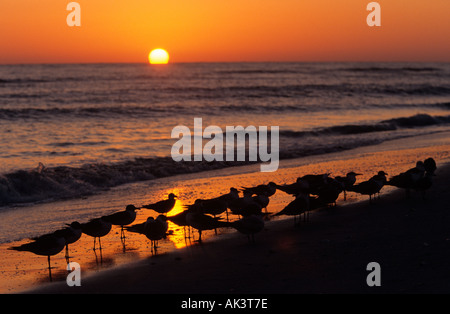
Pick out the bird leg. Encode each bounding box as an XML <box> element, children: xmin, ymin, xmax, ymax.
<box><xmin>98</xmin><ymin>238</ymin><xmax>103</xmax><ymax>263</ymax></box>
<box><xmin>65</xmin><ymin>244</ymin><xmax>70</xmax><ymax>264</ymax></box>
<box><xmin>47</xmin><ymin>255</ymin><xmax>53</xmax><ymax>282</ymax></box>
<box><xmin>120</xmin><ymin>227</ymin><xmax>126</xmax><ymax>241</ymax></box>
<box><xmin>120</xmin><ymin>227</ymin><xmax>127</xmax><ymax>252</ymax></box>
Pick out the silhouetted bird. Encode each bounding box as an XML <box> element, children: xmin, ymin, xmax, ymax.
<box><xmin>184</xmin><ymin>198</ymin><xmax>229</xmax><ymax>234</ymax></box>
<box><xmin>217</xmin><ymin>187</ymin><xmax>240</xmax><ymax>202</ymax></box>
<box><xmin>316</xmin><ymin>177</ymin><xmax>343</xmax><ymax>206</ymax></box>
<box><xmin>370</xmin><ymin>171</ymin><xmax>388</xmax><ymax>198</ymax></box>
<box><xmin>233</xmin><ymin>201</ymin><xmax>262</xmax><ymax>217</ymax></box>
<box><xmin>413</xmin><ymin>171</ymin><xmax>435</xmax><ymax>199</ymax></box>
<box><xmin>167</xmin><ymin>209</ymin><xmax>192</xmax><ymax>238</ymax></box>
<box><xmin>185</xmin><ymin>198</ymin><xmax>228</xmax><ymax>217</ymax></box>
<box><xmin>229</xmin><ymin>194</ymin><xmax>262</xmax><ymax>217</ymax></box>
<box><xmin>9</xmin><ymin>234</ymin><xmax>66</xmax><ymax>280</ymax></box>
<box><xmin>387</xmin><ymin>161</ymin><xmax>426</xmax><ymax>197</ymax></box>
<box><xmin>125</xmin><ymin>215</ymin><xmax>168</xmax><ymax>253</ymax></box>
<box><xmin>32</xmin><ymin>221</ymin><xmax>82</xmax><ymax>262</ymax></box>
<box><xmin>102</xmin><ymin>205</ymin><xmax>140</xmax><ymax>241</ymax></box>
<box><xmin>274</xmin><ymin>193</ymin><xmax>309</xmax><ymax>226</ymax></box>
<box><xmin>424</xmin><ymin>157</ymin><xmax>437</xmax><ymax>175</ymax></box>
<box><xmin>349</xmin><ymin>171</ymin><xmax>387</xmax><ymax>203</ymax></box>
<box><xmin>231</xmin><ymin>214</ymin><xmax>265</xmax><ymax>243</ymax></box>
<box><xmin>167</xmin><ymin>209</ymin><xmax>190</xmax><ymax>227</ymax></box>
<box><xmin>252</xmin><ymin>193</ymin><xmax>270</xmax><ymax>212</ymax></box>
<box><xmin>227</xmin><ymin>191</ymin><xmax>262</xmax><ymax>217</ymax></box>
<box><xmin>387</xmin><ymin>172</ymin><xmax>414</xmax><ymax>190</ymax></box>
<box><xmin>371</xmin><ymin>171</ymin><xmax>388</xmax><ymax>184</ymax></box>
<box><xmin>406</xmin><ymin>161</ymin><xmax>426</xmax><ymax>181</ymax></box>
<box><xmin>275</xmin><ymin>178</ymin><xmax>309</xmax><ymax>197</ymax></box>
<box><xmin>241</xmin><ymin>182</ymin><xmax>277</xmax><ymax>197</ymax></box>
<box><xmin>186</xmin><ymin>210</ymin><xmax>230</xmax><ymax>242</ymax></box>
<box><xmin>188</xmin><ymin>188</ymin><xmax>240</xmax><ymax>221</ymax></box>
<box><xmin>80</xmin><ymin>217</ymin><xmax>112</xmax><ymax>251</ymax></box>
<box><xmin>301</xmin><ymin>173</ymin><xmax>329</xmax><ymax>195</ymax></box>
<box><xmin>142</xmin><ymin>193</ymin><xmax>177</xmax><ymax>214</ymax></box>
<box><xmin>335</xmin><ymin>172</ymin><xmax>362</xmax><ymax>200</ymax></box>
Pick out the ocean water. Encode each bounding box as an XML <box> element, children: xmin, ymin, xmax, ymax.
<box><xmin>1</xmin><ymin>62</ymin><xmax>450</xmax><ymax>206</ymax></box>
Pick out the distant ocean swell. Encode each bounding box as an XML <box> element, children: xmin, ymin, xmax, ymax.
<box><xmin>280</xmin><ymin>113</ymin><xmax>450</xmax><ymax>137</ymax></box>
<box><xmin>0</xmin><ymin>65</ymin><xmax>442</xmax><ymax>84</ymax></box>
<box><xmin>2</xmin><ymin>83</ymin><xmax>450</xmax><ymax>105</ymax></box>
<box><xmin>1</xmin><ymin>103</ymin><xmax>450</xmax><ymax>120</ymax></box>
<box><xmin>1</xmin><ymin>112</ymin><xmax>450</xmax><ymax>207</ymax></box>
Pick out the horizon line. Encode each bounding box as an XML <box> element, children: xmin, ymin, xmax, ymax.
<box><xmin>1</xmin><ymin>60</ymin><xmax>449</xmax><ymax>66</ymax></box>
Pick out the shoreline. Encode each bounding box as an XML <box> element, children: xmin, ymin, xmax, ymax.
<box><xmin>26</xmin><ymin>161</ymin><xmax>450</xmax><ymax>294</ymax></box>
<box><xmin>23</xmin><ymin>159</ymin><xmax>450</xmax><ymax>294</ymax></box>
<box><xmin>2</xmin><ymin>127</ymin><xmax>449</xmax><ymax>209</ymax></box>
<box><xmin>2</xmin><ymin>130</ymin><xmax>450</xmax><ymax>293</ymax></box>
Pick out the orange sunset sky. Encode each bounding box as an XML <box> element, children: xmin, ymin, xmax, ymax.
<box><xmin>1</xmin><ymin>0</ymin><xmax>449</xmax><ymax>64</ymax></box>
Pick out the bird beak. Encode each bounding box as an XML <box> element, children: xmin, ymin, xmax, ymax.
<box><xmin>355</xmin><ymin>173</ymin><xmax>362</xmax><ymax>176</ymax></box>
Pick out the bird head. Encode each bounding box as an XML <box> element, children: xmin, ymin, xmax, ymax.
<box><xmin>67</xmin><ymin>221</ymin><xmax>82</xmax><ymax>229</ymax></box>
<box><xmin>126</xmin><ymin>204</ymin><xmax>140</xmax><ymax>211</ymax></box>
<box><xmin>424</xmin><ymin>157</ymin><xmax>437</xmax><ymax>173</ymax></box>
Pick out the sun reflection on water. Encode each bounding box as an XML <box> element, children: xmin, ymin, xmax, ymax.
<box><xmin>166</xmin><ymin>199</ymin><xmax>191</xmax><ymax>249</ymax></box>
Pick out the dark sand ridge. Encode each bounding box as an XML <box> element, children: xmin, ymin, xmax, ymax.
<box><xmin>26</xmin><ymin>162</ymin><xmax>450</xmax><ymax>294</ymax></box>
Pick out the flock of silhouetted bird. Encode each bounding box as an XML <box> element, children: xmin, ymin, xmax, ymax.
<box><xmin>8</xmin><ymin>157</ymin><xmax>437</xmax><ymax>277</ymax></box>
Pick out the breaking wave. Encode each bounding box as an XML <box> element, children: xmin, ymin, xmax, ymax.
<box><xmin>0</xmin><ymin>159</ymin><xmax>258</xmax><ymax>206</ymax></box>
<box><xmin>1</xmin><ymin>113</ymin><xmax>450</xmax><ymax>207</ymax></box>
<box><xmin>280</xmin><ymin>114</ymin><xmax>450</xmax><ymax>138</ymax></box>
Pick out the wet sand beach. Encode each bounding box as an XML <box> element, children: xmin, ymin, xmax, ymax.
<box><xmin>26</xmin><ymin>162</ymin><xmax>450</xmax><ymax>294</ymax></box>
<box><xmin>3</xmin><ymin>131</ymin><xmax>449</xmax><ymax>294</ymax></box>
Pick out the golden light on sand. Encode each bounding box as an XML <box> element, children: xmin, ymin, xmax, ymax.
<box><xmin>149</xmin><ymin>48</ymin><xmax>169</xmax><ymax>64</ymax></box>
<box><xmin>166</xmin><ymin>194</ymin><xmax>189</xmax><ymax>249</ymax></box>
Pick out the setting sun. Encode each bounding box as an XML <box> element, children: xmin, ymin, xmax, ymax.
<box><xmin>149</xmin><ymin>49</ymin><xmax>169</xmax><ymax>64</ymax></box>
